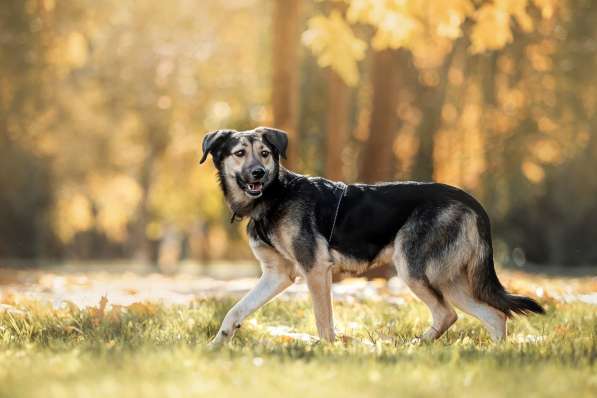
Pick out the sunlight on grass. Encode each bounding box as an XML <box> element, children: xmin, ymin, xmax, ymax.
<box><xmin>0</xmin><ymin>295</ymin><xmax>595</xmax><ymax>398</ymax></box>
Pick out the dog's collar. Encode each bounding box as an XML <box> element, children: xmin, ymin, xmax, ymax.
<box><xmin>328</xmin><ymin>182</ymin><xmax>348</xmax><ymax>243</ymax></box>
<box><xmin>229</xmin><ymin>176</ymin><xmax>348</xmax><ymax>245</ymax></box>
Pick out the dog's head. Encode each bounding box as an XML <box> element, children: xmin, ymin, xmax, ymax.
<box><xmin>199</xmin><ymin>127</ymin><xmax>288</xmax><ymax>200</ymax></box>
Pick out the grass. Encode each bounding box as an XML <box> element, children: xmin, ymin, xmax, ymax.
<box><xmin>0</xmin><ymin>295</ymin><xmax>595</xmax><ymax>398</ymax></box>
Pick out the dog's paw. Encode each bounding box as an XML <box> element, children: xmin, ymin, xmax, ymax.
<box><xmin>206</xmin><ymin>340</ymin><xmax>219</xmax><ymax>350</ymax></box>
<box><xmin>206</xmin><ymin>333</ymin><xmax>227</xmax><ymax>350</ymax></box>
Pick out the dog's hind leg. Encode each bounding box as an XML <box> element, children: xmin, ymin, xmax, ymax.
<box><xmin>393</xmin><ymin>231</ymin><xmax>457</xmax><ymax>341</ymax></box>
<box><xmin>443</xmin><ymin>276</ymin><xmax>507</xmax><ymax>342</ymax></box>
<box><xmin>305</xmin><ymin>263</ymin><xmax>335</xmax><ymax>342</ymax></box>
<box><xmin>403</xmin><ymin>277</ymin><xmax>458</xmax><ymax>341</ymax></box>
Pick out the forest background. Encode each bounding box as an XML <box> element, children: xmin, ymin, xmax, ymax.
<box><xmin>2</xmin><ymin>0</ymin><xmax>595</xmax><ymax>272</ymax></box>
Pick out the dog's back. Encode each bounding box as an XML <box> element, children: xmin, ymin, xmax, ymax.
<box><xmin>283</xmin><ymin>177</ymin><xmax>545</xmax><ymax>341</ymax></box>
<box><xmin>202</xmin><ymin>127</ymin><xmax>544</xmax><ymax>345</ymax></box>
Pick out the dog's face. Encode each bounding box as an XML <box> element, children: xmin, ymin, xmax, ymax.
<box><xmin>200</xmin><ymin>127</ymin><xmax>288</xmax><ymax>200</ymax></box>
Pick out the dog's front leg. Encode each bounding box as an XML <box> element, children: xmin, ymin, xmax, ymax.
<box><xmin>305</xmin><ymin>264</ymin><xmax>335</xmax><ymax>342</ymax></box>
<box><xmin>209</xmin><ymin>270</ymin><xmax>293</xmax><ymax>347</ymax></box>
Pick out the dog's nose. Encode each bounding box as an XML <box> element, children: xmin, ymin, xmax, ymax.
<box><xmin>251</xmin><ymin>167</ymin><xmax>266</xmax><ymax>179</ymax></box>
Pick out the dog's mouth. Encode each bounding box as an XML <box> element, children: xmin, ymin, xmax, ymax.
<box><xmin>244</xmin><ymin>182</ymin><xmax>264</xmax><ymax>197</ymax></box>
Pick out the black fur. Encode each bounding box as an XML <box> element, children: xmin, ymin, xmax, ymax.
<box><xmin>329</xmin><ymin>183</ymin><xmax>476</xmax><ymax>262</ymax></box>
<box><xmin>258</xmin><ymin>127</ymin><xmax>288</xmax><ymax>159</ymax></box>
<box><xmin>251</xmin><ymin>172</ymin><xmax>543</xmax><ymax>316</ymax></box>
<box><xmin>293</xmin><ymin>214</ymin><xmax>316</xmax><ymax>270</ymax></box>
<box><xmin>199</xmin><ymin>130</ymin><xmax>234</xmax><ymax>164</ymax></box>
<box><xmin>203</xmin><ymin>128</ymin><xmax>545</xmax><ymax>319</ymax></box>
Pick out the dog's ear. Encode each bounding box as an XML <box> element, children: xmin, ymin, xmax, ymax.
<box><xmin>199</xmin><ymin>130</ymin><xmax>233</xmax><ymax>164</ymax></box>
<box><xmin>259</xmin><ymin>127</ymin><xmax>288</xmax><ymax>159</ymax></box>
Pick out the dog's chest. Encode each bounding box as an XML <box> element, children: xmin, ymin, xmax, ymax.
<box><xmin>330</xmin><ymin>245</ymin><xmax>395</xmax><ymax>276</ymax></box>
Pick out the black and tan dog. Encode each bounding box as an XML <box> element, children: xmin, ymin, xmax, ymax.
<box><xmin>200</xmin><ymin>127</ymin><xmax>544</xmax><ymax>346</ymax></box>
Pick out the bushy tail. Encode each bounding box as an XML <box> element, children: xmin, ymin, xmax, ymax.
<box><xmin>456</xmin><ymin>197</ymin><xmax>545</xmax><ymax>318</ymax></box>
<box><xmin>470</xmin><ymin>253</ymin><xmax>545</xmax><ymax>318</ymax></box>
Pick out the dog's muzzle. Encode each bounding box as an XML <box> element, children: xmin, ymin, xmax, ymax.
<box><xmin>245</xmin><ymin>182</ymin><xmax>264</xmax><ymax>197</ymax></box>
<box><xmin>240</xmin><ymin>167</ymin><xmax>267</xmax><ymax>198</ymax></box>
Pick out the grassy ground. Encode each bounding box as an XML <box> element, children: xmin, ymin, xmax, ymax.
<box><xmin>0</xmin><ymin>290</ymin><xmax>595</xmax><ymax>398</ymax></box>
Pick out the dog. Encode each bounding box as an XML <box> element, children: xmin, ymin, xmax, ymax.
<box><xmin>200</xmin><ymin>126</ymin><xmax>544</xmax><ymax>346</ymax></box>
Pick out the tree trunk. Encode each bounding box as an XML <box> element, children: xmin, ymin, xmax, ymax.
<box><xmin>133</xmin><ymin>121</ymin><xmax>169</xmax><ymax>266</ymax></box>
<box><xmin>480</xmin><ymin>52</ymin><xmax>500</xmax><ymax>212</ymax></box>
<box><xmin>133</xmin><ymin>146</ymin><xmax>155</xmax><ymax>265</ymax></box>
<box><xmin>411</xmin><ymin>44</ymin><xmax>459</xmax><ymax>181</ymax></box>
<box><xmin>272</xmin><ymin>0</ymin><xmax>302</xmax><ymax>169</ymax></box>
<box><xmin>358</xmin><ymin>49</ymin><xmax>403</xmax><ymax>183</ymax></box>
<box><xmin>325</xmin><ymin>69</ymin><xmax>350</xmax><ymax>181</ymax></box>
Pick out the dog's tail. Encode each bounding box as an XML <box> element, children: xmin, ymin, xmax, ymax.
<box><xmin>470</xmin><ymin>255</ymin><xmax>545</xmax><ymax>317</ymax></box>
<box><xmin>468</xmin><ymin>219</ymin><xmax>545</xmax><ymax>318</ymax></box>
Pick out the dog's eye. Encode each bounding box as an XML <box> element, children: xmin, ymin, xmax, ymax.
<box><xmin>260</xmin><ymin>150</ymin><xmax>270</xmax><ymax>158</ymax></box>
<box><xmin>233</xmin><ymin>150</ymin><xmax>245</xmax><ymax>157</ymax></box>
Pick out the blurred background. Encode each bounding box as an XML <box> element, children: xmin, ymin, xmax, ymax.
<box><xmin>1</xmin><ymin>0</ymin><xmax>596</xmax><ymax>274</ymax></box>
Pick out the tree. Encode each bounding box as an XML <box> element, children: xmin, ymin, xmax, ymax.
<box><xmin>272</xmin><ymin>0</ymin><xmax>302</xmax><ymax>169</ymax></box>
<box><xmin>359</xmin><ymin>49</ymin><xmax>404</xmax><ymax>183</ymax></box>
<box><xmin>411</xmin><ymin>41</ymin><xmax>461</xmax><ymax>181</ymax></box>
<box><xmin>305</xmin><ymin>0</ymin><xmax>557</xmax><ymax>182</ymax></box>
<box><xmin>324</xmin><ymin>69</ymin><xmax>351</xmax><ymax>181</ymax></box>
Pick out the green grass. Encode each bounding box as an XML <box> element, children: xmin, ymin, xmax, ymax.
<box><xmin>0</xmin><ymin>297</ymin><xmax>595</xmax><ymax>398</ymax></box>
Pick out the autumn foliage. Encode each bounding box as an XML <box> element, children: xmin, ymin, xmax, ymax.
<box><xmin>1</xmin><ymin>0</ymin><xmax>596</xmax><ymax>267</ymax></box>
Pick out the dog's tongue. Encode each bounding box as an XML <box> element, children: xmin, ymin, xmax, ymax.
<box><xmin>248</xmin><ymin>183</ymin><xmax>263</xmax><ymax>192</ymax></box>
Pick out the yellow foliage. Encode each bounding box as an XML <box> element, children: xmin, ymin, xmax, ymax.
<box><xmin>522</xmin><ymin>160</ymin><xmax>545</xmax><ymax>183</ymax></box>
<box><xmin>471</xmin><ymin>0</ymin><xmax>554</xmax><ymax>53</ymax></box>
<box><xmin>347</xmin><ymin>0</ymin><xmax>422</xmax><ymax>50</ymax></box>
<box><xmin>150</xmin><ymin>144</ymin><xmax>225</xmax><ymax>229</ymax></box>
<box><xmin>302</xmin><ymin>11</ymin><xmax>367</xmax><ymax>86</ymax></box>
<box><xmin>88</xmin><ymin>174</ymin><xmax>143</xmax><ymax>242</ymax></box>
<box><xmin>307</xmin><ymin>0</ymin><xmax>556</xmax><ymax>71</ymax></box>
<box><xmin>54</xmin><ymin>191</ymin><xmax>93</xmax><ymax>243</ymax></box>
<box><xmin>532</xmin><ymin>139</ymin><xmax>562</xmax><ymax>164</ymax></box>
<box><xmin>470</xmin><ymin>4</ymin><xmax>513</xmax><ymax>53</ymax></box>
<box><xmin>533</xmin><ymin>0</ymin><xmax>556</xmax><ymax>19</ymax></box>
<box><xmin>42</xmin><ymin>0</ymin><xmax>55</xmax><ymax>12</ymax></box>
<box><xmin>433</xmin><ymin>0</ymin><xmax>475</xmax><ymax>39</ymax></box>
<box><xmin>66</xmin><ymin>31</ymin><xmax>88</xmax><ymax>68</ymax></box>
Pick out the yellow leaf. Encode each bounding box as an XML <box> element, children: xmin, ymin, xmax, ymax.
<box><xmin>533</xmin><ymin>0</ymin><xmax>556</xmax><ymax>19</ymax></box>
<box><xmin>88</xmin><ymin>295</ymin><xmax>108</xmax><ymax>325</ymax></box>
<box><xmin>302</xmin><ymin>11</ymin><xmax>366</xmax><ymax>86</ymax></box>
<box><xmin>127</xmin><ymin>302</ymin><xmax>158</xmax><ymax>317</ymax></box>
<box><xmin>470</xmin><ymin>4</ymin><xmax>513</xmax><ymax>53</ymax></box>
<box><xmin>522</xmin><ymin>161</ymin><xmax>545</xmax><ymax>183</ymax></box>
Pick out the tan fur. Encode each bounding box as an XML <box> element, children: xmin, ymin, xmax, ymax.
<box><xmin>221</xmin><ymin>135</ymin><xmax>277</xmax><ymax>209</ymax></box>
<box><xmin>330</xmin><ymin>245</ymin><xmax>394</xmax><ymax>277</ymax></box>
<box><xmin>392</xmin><ymin>207</ymin><xmax>502</xmax><ymax>341</ymax></box>
<box><xmin>208</xmin><ymin>237</ymin><xmax>296</xmax><ymax>347</ymax></box>
<box><xmin>406</xmin><ymin>279</ymin><xmax>458</xmax><ymax>341</ymax></box>
<box><xmin>305</xmin><ymin>261</ymin><xmax>335</xmax><ymax>341</ymax></box>
<box><xmin>268</xmin><ymin>213</ymin><xmax>301</xmax><ymax>264</ymax></box>
<box><xmin>443</xmin><ymin>275</ymin><xmax>507</xmax><ymax>342</ymax></box>
<box><xmin>426</xmin><ymin>210</ymin><xmax>483</xmax><ymax>286</ymax></box>
<box><xmin>393</xmin><ymin>230</ymin><xmax>410</xmax><ymax>281</ymax></box>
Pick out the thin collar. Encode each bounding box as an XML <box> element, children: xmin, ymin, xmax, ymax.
<box><xmin>328</xmin><ymin>182</ymin><xmax>348</xmax><ymax>243</ymax></box>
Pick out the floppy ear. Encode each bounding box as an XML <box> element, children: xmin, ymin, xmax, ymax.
<box><xmin>259</xmin><ymin>127</ymin><xmax>288</xmax><ymax>159</ymax></box>
<box><xmin>199</xmin><ymin>130</ymin><xmax>233</xmax><ymax>164</ymax></box>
